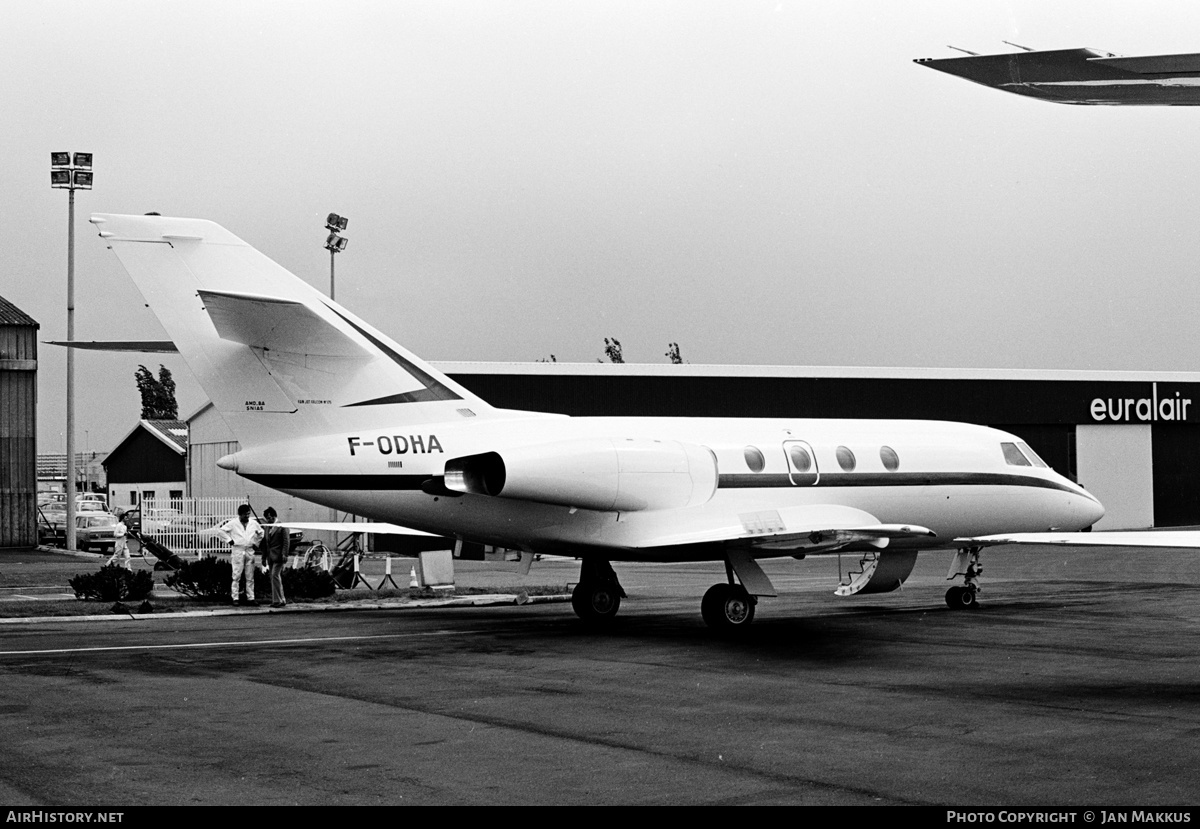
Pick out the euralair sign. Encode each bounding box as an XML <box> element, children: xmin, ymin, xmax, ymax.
<box><xmin>1090</xmin><ymin>383</ymin><xmax>1193</xmax><ymax>422</ymax></box>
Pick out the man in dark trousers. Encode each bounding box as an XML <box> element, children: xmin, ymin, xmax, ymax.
<box><xmin>260</xmin><ymin>507</ymin><xmax>288</xmax><ymax>608</ymax></box>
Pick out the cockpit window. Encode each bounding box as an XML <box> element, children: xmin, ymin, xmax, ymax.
<box><xmin>1016</xmin><ymin>441</ymin><xmax>1049</xmax><ymax>468</ymax></box>
<box><xmin>1001</xmin><ymin>442</ymin><xmax>1032</xmax><ymax>466</ymax></box>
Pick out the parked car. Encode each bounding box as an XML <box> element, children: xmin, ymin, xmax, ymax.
<box><xmin>38</xmin><ymin>493</ymin><xmax>107</xmax><ymax>509</ymax></box>
<box><xmin>36</xmin><ymin>507</ymin><xmax>68</xmax><ymax>547</ymax></box>
<box><xmin>122</xmin><ymin>507</ymin><xmax>181</xmax><ymax>535</ymax></box>
<box><xmin>75</xmin><ymin>513</ymin><xmax>121</xmax><ymax>553</ymax></box>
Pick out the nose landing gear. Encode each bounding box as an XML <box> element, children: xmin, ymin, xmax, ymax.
<box><xmin>945</xmin><ymin>584</ymin><xmax>978</xmax><ymax>609</ymax></box>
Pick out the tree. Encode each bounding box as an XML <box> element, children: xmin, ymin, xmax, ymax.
<box><xmin>135</xmin><ymin>364</ymin><xmax>178</xmax><ymax>419</ymax></box>
<box><xmin>602</xmin><ymin>338</ymin><xmax>624</xmax><ymax>364</ymax></box>
<box><xmin>665</xmin><ymin>342</ymin><xmax>683</xmax><ymax>364</ymax></box>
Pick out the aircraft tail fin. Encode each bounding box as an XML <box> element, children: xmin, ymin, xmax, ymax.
<box><xmin>91</xmin><ymin>213</ymin><xmax>493</xmax><ymax>448</ymax></box>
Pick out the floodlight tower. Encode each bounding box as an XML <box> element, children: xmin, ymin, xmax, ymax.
<box><xmin>324</xmin><ymin>213</ymin><xmax>349</xmax><ymax>301</ymax></box>
<box><xmin>50</xmin><ymin>152</ymin><xmax>93</xmax><ymax>552</ymax></box>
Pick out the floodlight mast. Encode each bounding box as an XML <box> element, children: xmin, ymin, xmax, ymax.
<box><xmin>50</xmin><ymin>152</ymin><xmax>92</xmax><ymax>552</ymax></box>
<box><xmin>323</xmin><ymin>213</ymin><xmax>349</xmax><ymax>301</ymax></box>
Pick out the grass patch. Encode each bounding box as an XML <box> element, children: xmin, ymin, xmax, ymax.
<box><xmin>0</xmin><ymin>550</ymin><xmax>570</xmax><ymax>619</ymax></box>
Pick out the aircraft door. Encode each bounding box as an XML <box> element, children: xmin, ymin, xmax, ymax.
<box><xmin>783</xmin><ymin>440</ymin><xmax>819</xmax><ymax>485</ymax></box>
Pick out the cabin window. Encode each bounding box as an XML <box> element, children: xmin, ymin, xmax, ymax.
<box><xmin>743</xmin><ymin>446</ymin><xmax>766</xmax><ymax>473</ymax></box>
<box><xmin>789</xmin><ymin>445</ymin><xmax>812</xmax><ymax>473</ymax></box>
<box><xmin>880</xmin><ymin>446</ymin><xmax>900</xmax><ymax>471</ymax></box>
<box><xmin>1016</xmin><ymin>441</ymin><xmax>1049</xmax><ymax>468</ymax></box>
<box><xmin>835</xmin><ymin>446</ymin><xmax>856</xmax><ymax>471</ymax></box>
<box><xmin>1001</xmin><ymin>442</ymin><xmax>1032</xmax><ymax>466</ymax></box>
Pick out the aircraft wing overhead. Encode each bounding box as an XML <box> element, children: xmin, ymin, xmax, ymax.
<box><xmin>47</xmin><ymin>340</ymin><xmax>179</xmax><ymax>353</ymax></box>
<box><xmin>276</xmin><ymin>521</ymin><xmax>436</xmax><ymax>537</ymax></box>
<box><xmin>635</xmin><ymin>504</ymin><xmax>936</xmax><ymax>554</ymax></box>
<box><xmin>957</xmin><ymin>531</ymin><xmax>1200</xmax><ymax>549</ymax></box>
<box><xmin>915</xmin><ymin>47</ymin><xmax>1200</xmax><ymax>105</ymax></box>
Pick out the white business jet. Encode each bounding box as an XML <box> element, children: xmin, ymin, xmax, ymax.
<box><xmin>91</xmin><ymin>213</ymin><xmax>1192</xmax><ymax>630</ymax></box>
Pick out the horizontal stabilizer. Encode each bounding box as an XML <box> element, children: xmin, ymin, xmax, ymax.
<box><xmin>199</xmin><ymin>290</ymin><xmax>369</xmax><ymax>358</ymax></box>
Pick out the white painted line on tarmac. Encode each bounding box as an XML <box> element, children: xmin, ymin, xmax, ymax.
<box><xmin>0</xmin><ymin>594</ymin><xmax>78</xmax><ymax>601</ymax></box>
<box><xmin>0</xmin><ymin>629</ymin><xmax>467</xmax><ymax>657</ymax></box>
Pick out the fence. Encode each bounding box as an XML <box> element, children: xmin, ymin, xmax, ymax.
<box><xmin>135</xmin><ymin>496</ymin><xmax>282</xmax><ymax>560</ymax></box>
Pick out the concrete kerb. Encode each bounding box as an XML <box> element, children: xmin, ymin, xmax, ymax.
<box><xmin>0</xmin><ymin>592</ymin><xmax>571</xmax><ymax>625</ymax></box>
<box><xmin>34</xmin><ymin>545</ymin><xmax>104</xmax><ymax>559</ymax></box>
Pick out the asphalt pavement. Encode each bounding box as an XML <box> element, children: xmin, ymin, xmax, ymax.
<box><xmin>1</xmin><ymin>547</ymin><xmax>1198</xmax><ymax>806</ymax></box>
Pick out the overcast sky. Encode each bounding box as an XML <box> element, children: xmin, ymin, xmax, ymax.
<box><xmin>7</xmin><ymin>1</ymin><xmax>1200</xmax><ymax>453</ymax></box>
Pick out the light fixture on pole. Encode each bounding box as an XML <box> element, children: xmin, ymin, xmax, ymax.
<box><xmin>324</xmin><ymin>213</ymin><xmax>348</xmax><ymax>301</ymax></box>
<box><xmin>51</xmin><ymin>151</ymin><xmax>93</xmax><ymax>552</ymax></box>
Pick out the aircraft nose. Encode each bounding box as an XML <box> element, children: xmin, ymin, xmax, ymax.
<box><xmin>1079</xmin><ymin>491</ymin><xmax>1105</xmax><ymax>529</ymax></box>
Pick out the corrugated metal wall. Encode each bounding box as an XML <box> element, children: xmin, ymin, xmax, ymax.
<box><xmin>0</xmin><ymin>308</ymin><xmax>38</xmax><ymax>549</ymax></box>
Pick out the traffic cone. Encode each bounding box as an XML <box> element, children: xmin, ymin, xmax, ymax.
<box><xmin>409</xmin><ymin>566</ymin><xmax>419</xmax><ymax>588</ymax></box>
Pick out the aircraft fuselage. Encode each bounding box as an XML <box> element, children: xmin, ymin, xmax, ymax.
<box><xmin>220</xmin><ymin>414</ymin><xmax>1104</xmax><ymax>560</ymax></box>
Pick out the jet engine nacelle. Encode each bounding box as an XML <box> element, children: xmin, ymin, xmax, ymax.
<box><xmin>443</xmin><ymin>438</ymin><xmax>719</xmax><ymax>512</ymax></box>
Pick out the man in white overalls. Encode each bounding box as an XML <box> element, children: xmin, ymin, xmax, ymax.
<box><xmin>218</xmin><ymin>505</ymin><xmax>264</xmax><ymax>605</ymax></box>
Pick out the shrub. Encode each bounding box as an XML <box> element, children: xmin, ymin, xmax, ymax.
<box><xmin>282</xmin><ymin>566</ymin><xmax>337</xmax><ymax>599</ymax></box>
<box><xmin>164</xmin><ymin>556</ymin><xmax>232</xmax><ymax>601</ymax></box>
<box><xmin>165</xmin><ymin>556</ymin><xmax>338</xmax><ymax>601</ymax></box>
<box><xmin>69</xmin><ymin>565</ymin><xmax>154</xmax><ymax>602</ymax></box>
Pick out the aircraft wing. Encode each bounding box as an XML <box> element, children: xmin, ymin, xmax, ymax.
<box><xmin>957</xmin><ymin>530</ymin><xmax>1200</xmax><ymax>548</ymax></box>
<box><xmin>47</xmin><ymin>340</ymin><xmax>179</xmax><ymax>352</ymax></box>
<box><xmin>915</xmin><ymin>47</ymin><xmax>1200</xmax><ymax>105</ymax></box>
<box><xmin>277</xmin><ymin>521</ymin><xmax>437</xmax><ymax>537</ymax></box>
<box><xmin>634</xmin><ymin>504</ymin><xmax>936</xmax><ymax>554</ymax></box>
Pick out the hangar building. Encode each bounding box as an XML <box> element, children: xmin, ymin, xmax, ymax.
<box><xmin>0</xmin><ymin>295</ymin><xmax>37</xmax><ymax>550</ymax></box>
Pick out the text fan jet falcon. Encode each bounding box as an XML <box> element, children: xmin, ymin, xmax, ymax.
<box><xmin>90</xmin><ymin>213</ymin><xmax>1199</xmax><ymax>631</ymax></box>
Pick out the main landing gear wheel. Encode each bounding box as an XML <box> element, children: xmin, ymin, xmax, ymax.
<box><xmin>701</xmin><ymin>583</ymin><xmax>756</xmax><ymax>631</ymax></box>
<box><xmin>945</xmin><ymin>585</ymin><xmax>979</xmax><ymax>609</ymax></box>
<box><xmin>572</xmin><ymin>581</ymin><xmax>622</xmax><ymax>623</ymax></box>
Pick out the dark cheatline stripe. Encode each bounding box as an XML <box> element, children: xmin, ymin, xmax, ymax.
<box><xmin>324</xmin><ymin>303</ymin><xmax>462</xmax><ymax>406</ymax></box>
<box><xmin>244</xmin><ymin>474</ymin><xmax>433</xmax><ymax>490</ymax></box>
<box><xmin>718</xmin><ymin>471</ymin><xmax>1080</xmax><ymax>494</ymax></box>
<box><xmin>244</xmin><ymin>471</ymin><xmax>1080</xmax><ymax>495</ymax></box>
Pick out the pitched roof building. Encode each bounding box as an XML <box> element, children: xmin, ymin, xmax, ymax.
<box><xmin>102</xmin><ymin>419</ymin><xmax>187</xmax><ymax>509</ymax></box>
